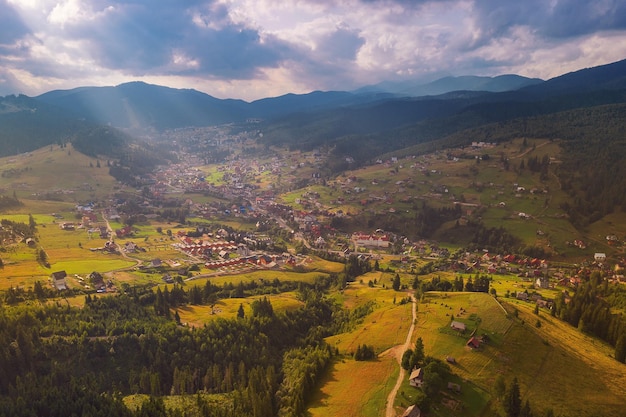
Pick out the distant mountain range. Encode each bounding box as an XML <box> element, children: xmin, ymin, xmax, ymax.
<box><xmin>0</xmin><ymin>57</ymin><xmax>623</xmax><ymax>160</ymax></box>
<box><xmin>30</xmin><ymin>58</ymin><xmax>626</xmax><ymax>133</ymax></box>
<box><xmin>353</xmin><ymin>74</ymin><xmax>543</xmax><ymax>96</ymax></box>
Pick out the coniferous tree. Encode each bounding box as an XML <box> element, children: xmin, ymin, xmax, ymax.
<box><xmin>504</xmin><ymin>377</ymin><xmax>522</xmax><ymax>417</ymax></box>
<box><xmin>520</xmin><ymin>399</ymin><xmax>533</xmax><ymax>417</ymax></box>
<box><xmin>392</xmin><ymin>273</ymin><xmax>401</xmax><ymax>291</ymax></box>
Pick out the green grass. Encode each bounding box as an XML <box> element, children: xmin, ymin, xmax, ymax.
<box><xmin>123</xmin><ymin>393</ymin><xmax>231</xmax><ymax>414</ymax></box>
<box><xmin>175</xmin><ymin>292</ymin><xmax>304</xmax><ymax>325</ymax></box>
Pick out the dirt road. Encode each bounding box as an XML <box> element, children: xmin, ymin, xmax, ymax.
<box><xmin>384</xmin><ymin>294</ymin><xmax>417</xmax><ymax>417</ymax></box>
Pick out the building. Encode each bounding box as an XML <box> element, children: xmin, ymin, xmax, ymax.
<box><xmin>409</xmin><ymin>368</ymin><xmax>424</xmax><ymax>388</ymax></box>
<box><xmin>450</xmin><ymin>321</ymin><xmax>466</xmax><ymax>332</ymax></box>
<box><xmin>401</xmin><ymin>405</ymin><xmax>421</xmax><ymax>417</ymax></box>
<box><xmin>594</xmin><ymin>253</ymin><xmax>607</xmax><ymax>262</ymax></box>
<box><xmin>51</xmin><ymin>271</ymin><xmax>68</xmax><ymax>291</ymax></box>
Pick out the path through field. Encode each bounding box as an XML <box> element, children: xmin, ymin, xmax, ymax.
<box><xmin>384</xmin><ymin>293</ymin><xmax>416</xmax><ymax>417</ymax></box>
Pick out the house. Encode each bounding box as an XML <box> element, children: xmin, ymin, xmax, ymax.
<box><xmin>115</xmin><ymin>225</ymin><xmax>133</xmax><ymax>238</ymax></box>
<box><xmin>59</xmin><ymin>222</ymin><xmax>75</xmax><ymax>230</ymax></box>
<box><xmin>450</xmin><ymin>321</ymin><xmax>466</xmax><ymax>332</ymax></box>
<box><xmin>124</xmin><ymin>241</ymin><xmax>138</xmax><ymax>253</ymax></box>
<box><xmin>149</xmin><ymin>258</ymin><xmax>163</xmax><ymax>268</ymax></box>
<box><xmin>409</xmin><ymin>368</ymin><xmax>424</xmax><ymax>388</ymax></box>
<box><xmin>88</xmin><ymin>271</ymin><xmax>105</xmax><ymax>290</ymax></box>
<box><xmin>535</xmin><ymin>275</ymin><xmax>549</xmax><ymax>289</ymax></box>
<box><xmin>51</xmin><ymin>271</ymin><xmax>68</xmax><ymax>291</ymax></box>
<box><xmin>446</xmin><ymin>356</ymin><xmax>456</xmax><ymax>364</ymax></box>
<box><xmin>466</xmin><ymin>336</ymin><xmax>481</xmax><ymax>349</ymax></box>
<box><xmin>401</xmin><ymin>405</ymin><xmax>421</xmax><ymax>417</ymax></box>
<box><xmin>594</xmin><ymin>253</ymin><xmax>606</xmax><ymax>262</ymax></box>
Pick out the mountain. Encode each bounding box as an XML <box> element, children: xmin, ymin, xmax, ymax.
<box><xmin>37</xmin><ymin>81</ymin><xmax>250</xmax><ymax>131</ymax></box>
<box><xmin>258</xmin><ymin>58</ymin><xmax>626</xmax><ymax>163</ymax></box>
<box><xmin>0</xmin><ymin>94</ymin><xmax>90</xmax><ymax>156</ymax></box>
<box><xmin>1</xmin><ymin>56</ymin><xmax>621</xmax><ymax>160</ymax></box>
<box><xmin>37</xmin><ymin>82</ymin><xmax>396</xmax><ymax>131</ymax></box>
<box><xmin>520</xmin><ymin>57</ymin><xmax>626</xmax><ymax>96</ymax></box>
<box><xmin>355</xmin><ymin>74</ymin><xmax>543</xmax><ymax>97</ymax></box>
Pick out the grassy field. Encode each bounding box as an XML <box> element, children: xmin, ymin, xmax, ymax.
<box><xmin>499</xmin><ymin>300</ymin><xmax>626</xmax><ymax>417</ymax></box>
<box><xmin>308</xmin><ymin>356</ymin><xmax>398</xmax><ymax>417</ymax></box>
<box><xmin>309</xmin><ymin>280</ymin><xmax>412</xmax><ymax>417</ymax></box>
<box><xmin>0</xmin><ymin>144</ymin><xmax>116</xmax><ymax>201</ymax></box>
<box><xmin>124</xmin><ymin>393</ymin><xmax>230</xmax><ymax>414</ymax></box>
<box><xmin>176</xmin><ymin>291</ymin><xmax>304</xmax><ymax>325</ymax></box>
<box><xmin>312</xmin><ymin>285</ymin><xmax>626</xmax><ymax>417</ymax></box>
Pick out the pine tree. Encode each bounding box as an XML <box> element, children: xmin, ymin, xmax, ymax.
<box><xmin>520</xmin><ymin>399</ymin><xmax>533</xmax><ymax>417</ymax></box>
<box><xmin>392</xmin><ymin>273</ymin><xmax>401</xmax><ymax>291</ymax></box>
<box><xmin>411</xmin><ymin>337</ymin><xmax>425</xmax><ymax>369</ymax></box>
<box><xmin>504</xmin><ymin>377</ymin><xmax>522</xmax><ymax>417</ymax></box>
<box><xmin>237</xmin><ymin>303</ymin><xmax>245</xmax><ymax>319</ymax></box>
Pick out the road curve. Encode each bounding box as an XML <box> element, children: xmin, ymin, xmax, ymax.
<box><xmin>385</xmin><ymin>294</ymin><xmax>417</xmax><ymax>417</ymax></box>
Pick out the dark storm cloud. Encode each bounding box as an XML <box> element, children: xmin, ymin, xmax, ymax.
<box><xmin>0</xmin><ymin>0</ymin><xmax>31</xmax><ymax>54</ymax></box>
<box><xmin>315</xmin><ymin>26</ymin><xmax>365</xmax><ymax>62</ymax></box>
<box><xmin>61</xmin><ymin>0</ymin><xmax>295</xmax><ymax>79</ymax></box>
<box><xmin>472</xmin><ymin>0</ymin><xmax>626</xmax><ymax>41</ymax></box>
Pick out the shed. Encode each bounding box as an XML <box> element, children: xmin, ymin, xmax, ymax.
<box><xmin>409</xmin><ymin>368</ymin><xmax>424</xmax><ymax>388</ymax></box>
<box><xmin>401</xmin><ymin>405</ymin><xmax>421</xmax><ymax>417</ymax></box>
<box><xmin>466</xmin><ymin>336</ymin><xmax>481</xmax><ymax>349</ymax></box>
<box><xmin>450</xmin><ymin>321</ymin><xmax>466</xmax><ymax>332</ymax></box>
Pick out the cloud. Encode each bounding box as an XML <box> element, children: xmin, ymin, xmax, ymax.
<box><xmin>471</xmin><ymin>0</ymin><xmax>626</xmax><ymax>41</ymax></box>
<box><xmin>41</xmin><ymin>0</ymin><xmax>295</xmax><ymax>79</ymax></box>
<box><xmin>1</xmin><ymin>0</ymin><xmax>626</xmax><ymax>99</ymax></box>
<box><xmin>0</xmin><ymin>0</ymin><xmax>31</xmax><ymax>55</ymax></box>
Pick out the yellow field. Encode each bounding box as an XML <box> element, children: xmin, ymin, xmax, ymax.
<box><xmin>187</xmin><ymin>269</ymin><xmax>328</xmax><ymax>287</ymax></box>
<box><xmin>308</xmin><ymin>356</ymin><xmax>398</xmax><ymax>417</ymax></box>
<box><xmin>313</xmin><ymin>286</ymin><xmax>626</xmax><ymax>417</ymax></box>
<box><xmin>501</xmin><ymin>300</ymin><xmax>626</xmax><ymax>417</ymax></box>
<box><xmin>176</xmin><ymin>291</ymin><xmax>304</xmax><ymax>325</ymax></box>
<box><xmin>0</xmin><ymin>144</ymin><xmax>116</xmax><ymax>201</ymax></box>
<box><xmin>310</xmin><ymin>280</ymin><xmax>412</xmax><ymax>417</ymax></box>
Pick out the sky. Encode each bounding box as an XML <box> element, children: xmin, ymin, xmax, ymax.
<box><xmin>1</xmin><ymin>0</ymin><xmax>626</xmax><ymax>101</ymax></box>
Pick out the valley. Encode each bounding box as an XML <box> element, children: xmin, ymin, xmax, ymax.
<box><xmin>1</xmin><ymin>59</ymin><xmax>626</xmax><ymax>417</ymax></box>
<box><xmin>1</xmin><ymin>123</ymin><xmax>625</xmax><ymax>417</ymax></box>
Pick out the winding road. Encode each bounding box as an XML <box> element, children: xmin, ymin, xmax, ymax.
<box><xmin>385</xmin><ymin>293</ymin><xmax>417</xmax><ymax>417</ymax></box>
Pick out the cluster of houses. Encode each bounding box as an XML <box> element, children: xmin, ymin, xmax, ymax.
<box><xmin>50</xmin><ymin>270</ymin><xmax>112</xmax><ymax>292</ymax></box>
<box><xmin>353</xmin><ymin>232</ymin><xmax>391</xmax><ymax>248</ymax></box>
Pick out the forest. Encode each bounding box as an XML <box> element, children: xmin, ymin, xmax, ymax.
<box><xmin>0</xmin><ymin>273</ymin><xmax>372</xmax><ymax>417</ymax></box>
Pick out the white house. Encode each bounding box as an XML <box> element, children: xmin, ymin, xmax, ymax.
<box><xmin>594</xmin><ymin>253</ymin><xmax>607</xmax><ymax>262</ymax></box>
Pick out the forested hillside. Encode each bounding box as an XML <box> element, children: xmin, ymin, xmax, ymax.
<box><xmin>425</xmin><ymin>103</ymin><xmax>626</xmax><ymax>227</ymax></box>
<box><xmin>0</xmin><ymin>276</ymin><xmax>352</xmax><ymax>417</ymax></box>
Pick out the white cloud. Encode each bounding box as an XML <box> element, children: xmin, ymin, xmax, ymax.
<box><xmin>0</xmin><ymin>0</ymin><xmax>625</xmax><ymax>100</ymax></box>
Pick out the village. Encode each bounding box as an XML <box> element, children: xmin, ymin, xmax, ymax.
<box><xmin>38</xmin><ymin>129</ymin><xmax>625</xmax><ymax>304</ymax></box>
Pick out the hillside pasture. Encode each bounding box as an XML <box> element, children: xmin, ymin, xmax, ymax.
<box><xmin>187</xmin><ymin>269</ymin><xmax>328</xmax><ymax>287</ymax></box>
<box><xmin>0</xmin><ymin>144</ymin><xmax>116</xmax><ymax>201</ymax></box>
<box><xmin>311</xmin><ymin>280</ymin><xmax>412</xmax><ymax>417</ymax></box>
<box><xmin>498</xmin><ymin>300</ymin><xmax>626</xmax><ymax>417</ymax></box>
<box><xmin>175</xmin><ymin>291</ymin><xmax>304</xmax><ymax>325</ymax></box>
<box><xmin>308</xmin><ymin>356</ymin><xmax>398</xmax><ymax>417</ymax></box>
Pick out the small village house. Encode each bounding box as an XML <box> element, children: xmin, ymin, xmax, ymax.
<box><xmin>51</xmin><ymin>271</ymin><xmax>68</xmax><ymax>291</ymax></box>
<box><xmin>409</xmin><ymin>368</ymin><xmax>424</xmax><ymax>388</ymax></box>
<box><xmin>401</xmin><ymin>405</ymin><xmax>421</xmax><ymax>417</ymax></box>
<box><xmin>450</xmin><ymin>321</ymin><xmax>466</xmax><ymax>332</ymax></box>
